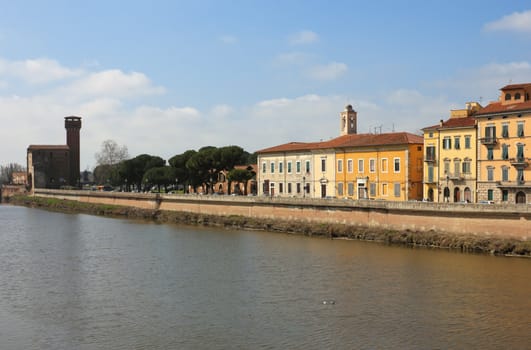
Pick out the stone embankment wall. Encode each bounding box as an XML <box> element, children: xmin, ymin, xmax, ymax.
<box><xmin>34</xmin><ymin>189</ymin><xmax>530</xmax><ymax>240</ymax></box>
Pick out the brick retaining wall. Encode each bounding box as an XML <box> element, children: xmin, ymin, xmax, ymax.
<box><xmin>34</xmin><ymin>189</ymin><xmax>530</xmax><ymax>240</ymax></box>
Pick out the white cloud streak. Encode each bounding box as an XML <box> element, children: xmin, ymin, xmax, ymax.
<box><xmin>306</xmin><ymin>62</ymin><xmax>348</xmax><ymax>81</ymax></box>
<box><xmin>484</xmin><ymin>10</ymin><xmax>531</xmax><ymax>33</ymax></box>
<box><xmin>289</xmin><ymin>30</ymin><xmax>319</xmax><ymax>45</ymax></box>
<box><xmin>0</xmin><ymin>58</ymin><xmax>83</xmax><ymax>84</ymax></box>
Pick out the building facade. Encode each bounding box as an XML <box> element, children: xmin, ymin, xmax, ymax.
<box><xmin>475</xmin><ymin>84</ymin><xmax>531</xmax><ymax>204</ymax></box>
<box><xmin>422</xmin><ymin>103</ymin><xmax>480</xmax><ymax>202</ymax></box>
<box><xmin>335</xmin><ymin>133</ymin><xmax>424</xmax><ymax>201</ymax></box>
<box><xmin>257</xmin><ymin>106</ymin><xmax>424</xmax><ymax>201</ymax></box>
<box><xmin>27</xmin><ymin>116</ymin><xmax>82</xmax><ymax>189</ymax></box>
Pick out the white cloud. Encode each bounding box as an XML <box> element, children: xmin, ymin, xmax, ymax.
<box><xmin>0</xmin><ymin>58</ymin><xmax>83</xmax><ymax>84</ymax></box>
<box><xmin>484</xmin><ymin>10</ymin><xmax>531</xmax><ymax>33</ymax></box>
<box><xmin>210</xmin><ymin>104</ymin><xmax>233</xmax><ymax>118</ymax></box>
<box><xmin>289</xmin><ymin>30</ymin><xmax>319</xmax><ymax>45</ymax></box>
<box><xmin>306</xmin><ymin>62</ymin><xmax>348</xmax><ymax>81</ymax></box>
<box><xmin>61</xmin><ymin>69</ymin><xmax>165</xmax><ymax>100</ymax></box>
<box><xmin>219</xmin><ymin>35</ymin><xmax>238</xmax><ymax>44</ymax></box>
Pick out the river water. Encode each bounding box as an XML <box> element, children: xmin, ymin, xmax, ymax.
<box><xmin>0</xmin><ymin>205</ymin><xmax>529</xmax><ymax>349</ymax></box>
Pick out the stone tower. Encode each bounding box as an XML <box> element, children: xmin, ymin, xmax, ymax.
<box><xmin>65</xmin><ymin>116</ymin><xmax>82</xmax><ymax>187</ymax></box>
<box><xmin>340</xmin><ymin>104</ymin><xmax>357</xmax><ymax>135</ymax></box>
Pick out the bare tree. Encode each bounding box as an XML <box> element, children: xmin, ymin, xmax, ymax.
<box><xmin>95</xmin><ymin>139</ymin><xmax>129</xmax><ymax>166</ymax></box>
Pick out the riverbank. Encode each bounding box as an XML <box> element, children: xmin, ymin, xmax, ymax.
<box><xmin>7</xmin><ymin>194</ymin><xmax>531</xmax><ymax>257</ymax></box>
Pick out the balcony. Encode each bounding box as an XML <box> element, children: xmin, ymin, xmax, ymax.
<box><xmin>509</xmin><ymin>157</ymin><xmax>529</xmax><ymax>168</ymax></box>
<box><xmin>424</xmin><ymin>155</ymin><xmax>437</xmax><ymax>163</ymax></box>
<box><xmin>480</xmin><ymin>137</ymin><xmax>497</xmax><ymax>145</ymax></box>
<box><xmin>446</xmin><ymin>172</ymin><xmax>464</xmax><ymax>181</ymax></box>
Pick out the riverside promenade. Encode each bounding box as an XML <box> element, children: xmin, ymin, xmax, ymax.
<box><xmin>32</xmin><ymin>189</ymin><xmax>530</xmax><ymax>240</ymax></box>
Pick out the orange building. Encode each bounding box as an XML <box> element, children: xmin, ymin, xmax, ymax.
<box><xmin>334</xmin><ymin>133</ymin><xmax>424</xmax><ymax>201</ymax></box>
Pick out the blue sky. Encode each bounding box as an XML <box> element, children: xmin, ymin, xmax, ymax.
<box><xmin>1</xmin><ymin>1</ymin><xmax>531</xmax><ymax>169</ymax></box>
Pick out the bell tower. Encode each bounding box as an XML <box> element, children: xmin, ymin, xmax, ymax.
<box><xmin>65</xmin><ymin>116</ymin><xmax>82</xmax><ymax>187</ymax></box>
<box><xmin>340</xmin><ymin>105</ymin><xmax>357</xmax><ymax>135</ymax></box>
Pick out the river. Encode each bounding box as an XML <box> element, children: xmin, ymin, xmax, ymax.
<box><xmin>0</xmin><ymin>205</ymin><xmax>530</xmax><ymax>349</ymax></box>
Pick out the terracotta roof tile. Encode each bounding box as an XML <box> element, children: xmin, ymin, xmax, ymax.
<box><xmin>501</xmin><ymin>83</ymin><xmax>531</xmax><ymax>90</ymax></box>
<box><xmin>475</xmin><ymin>100</ymin><xmax>531</xmax><ymax>116</ymax></box>
<box><xmin>422</xmin><ymin>116</ymin><xmax>476</xmax><ymax>131</ymax></box>
<box><xmin>256</xmin><ymin>132</ymin><xmax>423</xmax><ymax>154</ymax></box>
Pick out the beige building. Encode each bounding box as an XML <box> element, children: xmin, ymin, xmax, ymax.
<box><xmin>475</xmin><ymin>83</ymin><xmax>531</xmax><ymax>204</ymax></box>
<box><xmin>422</xmin><ymin>103</ymin><xmax>480</xmax><ymax>202</ymax></box>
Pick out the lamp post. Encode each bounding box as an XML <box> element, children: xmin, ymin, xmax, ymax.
<box><xmin>303</xmin><ymin>176</ymin><xmax>306</xmax><ymax>198</ymax></box>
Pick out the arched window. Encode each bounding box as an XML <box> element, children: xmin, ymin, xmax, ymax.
<box><xmin>505</xmin><ymin>93</ymin><xmax>511</xmax><ymax>101</ymax></box>
<box><xmin>516</xmin><ymin>191</ymin><xmax>526</xmax><ymax>204</ymax></box>
<box><xmin>515</xmin><ymin>92</ymin><xmax>521</xmax><ymax>100</ymax></box>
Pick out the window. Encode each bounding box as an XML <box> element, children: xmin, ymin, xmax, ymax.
<box><xmin>487</xmin><ymin>167</ymin><xmax>494</xmax><ymax>181</ymax></box>
<box><xmin>428</xmin><ymin>165</ymin><xmax>434</xmax><ymax>183</ymax></box>
<box><xmin>426</xmin><ymin>146</ymin><xmax>436</xmax><ymax>161</ymax></box>
<box><xmin>515</xmin><ymin>92</ymin><xmax>521</xmax><ymax>100</ymax></box>
<box><xmin>485</xmin><ymin>126</ymin><xmax>496</xmax><ymax>141</ymax></box>
<box><xmin>305</xmin><ymin>160</ymin><xmax>310</xmax><ymax>173</ymax></box>
<box><xmin>394</xmin><ymin>183</ymin><xmax>401</xmax><ymax>197</ymax></box>
<box><xmin>502</xmin><ymin>123</ymin><xmax>509</xmax><ymax>138</ymax></box>
<box><xmin>502</xmin><ymin>167</ymin><xmax>509</xmax><ymax>182</ymax></box>
<box><xmin>347</xmin><ymin>182</ymin><xmax>354</xmax><ymax>196</ymax></box>
<box><xmin>454</xmin><ymin>136</ymin><xmax>461</xmax><ymax>150</ymax></box>
<box><xmin>279</xmin><ymin>162</ymin><xmax>283</xmax><ymax>173</ymax></box>
<box><xmin>462</xmin><ymin>159</ymin><xmax>471</xmax><ymax>174</ymax></box>
<box><xmin>394</xmin><ymin>158</ymin><xmax>400</xmax><ymax>173</ymax></box>
<box><xmin>337</xmin><ymin>159</ymin><xmax>343</xmax><ymax>173</ymax></box>
<box><xmin>517</xmin><ymin>122</ymin><xmax>525</xmax><ymax>137</ymax></box>
<box><xmin>454</xmin><ymin>159</ymin><xmax>461</xmax><ymax>177</ymax></box>
<box><xmin>337</xmin><ymin>182</ymin><xmax>343</xmax><ymax>196</ymax></box>
<box><xmin>487</xmin><ymin>148</ymin><xmax>493</xmax><ymax>160</ymax></box>
<box><xmin>358</xmin><ymin>159</ymin><xmax>364</xmax><ymax>173</ymax></box>
<box><xmin>505</xmin><ymin>93</ymin><xmax>511</xmax><ymax>101</ymax></box>
<box><xmin>296</xmin><ymin>161</ymin><xmax>301</xmax><ymax>173</ymax></box>
<box><xmin>487</xmin><ymin>189</ymin><xmax>494</xmax><ymax>201</ymax></box>
<box><xmin>287</xmin><ymin>161</ymin><xmax>292</xmax><ymax>173</ymax></box>
<box><xmin>262</xmin><ymin>162</ymin><xmax>266</xmax><ymax>173</ymax></box>
<box><xmin>296</xmin><ymin>183</ymin><xmax>301</xmax><ymax>193</ymax></box>
<box><xmin>429</xmin><ymin>132</ymin><xmax>433</xmax><ymax>138</ymax></box>
<box><xmin>465</xmin><ymin>135</ymin><xmax>471</xmax><ymax>149</ymax></box>
<box><xmin>444</xmin><ymin>160</ymin><xmax>450</xmax><ymax>175</ymax></box>
<box><xmin>501</xmin><ymin>144</ymin><xmax>509</xmax><ymax>160</ymax></box>
<box><xmin>382</xmin><ymin>183</ymin><xmax>388</xmax><ymax>196</ymax></box>
<box><xmin>288</xmin><ymin>183</ymin><xmax>292</xmax><ymax>194</ymax></box>
<box><xmin>443</xmin><ymin>137</ymin><xmax>451</xmax><ymax>150</ymax></box>
<box><xmin>347</xmin><ymin>159</ymin><xmax>353</xmax><ymax>173</ymax></box>
<box><xmin>381</xmin><ymin>158</ymin><xmax>388</xmax><ymax>172</ymax></box>
<box><xmin>270</xmin><ymin>162</ymin><xmax>275</xmax><ymax>173</ymax></box>
<box><xmin>517</xmin><ymin>169</ymin><xmax>525</xmax><ymax>184</ymax></box>
<box><xmin>321</xmin><ymin>158</ymin><xmax>326</xmax><ymax>172</ymax></box>
<box><xmin>279</xmin><ymin>183</ymin><xmax>283</xmax><ymax>193</ymax></box>
<box><xmin>516</xmin><ymin>144</ymin><xmax>525</xmax><ymax>161</ymax></box>
<box><xmin>502</xmin><ymin>190</ymin><xmax>509</xmax><ymax>202</ymax></box>
<box><xmin>369</xmin><ymin>183</ymin><xmax>376</xmax><ymax>197</ymax></box>
<box><xmin>369</xmin><ymin>158</ymin><xmax>376</xmax><ymax>173</ymax></box>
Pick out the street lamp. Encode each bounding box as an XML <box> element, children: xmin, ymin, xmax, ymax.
<box><xmin>303</xmin><ymin>176</ymin><xmax>306</xmax><ymax>198</ymax></box>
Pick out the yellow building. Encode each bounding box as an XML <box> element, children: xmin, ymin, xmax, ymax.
<box><xmin>475</xmin><ymin>83</ymin><xmax>531</xmax><ymax>204</ymax></box>
<box><xmin>334</xmin><ymin>133</ymin><xmax>424</xmax><ymax>201</ymax></box>
<box><xmin>257</xmin><ymin>105</ymin><xmax>424</xmax><ymax>201</ymax></box>
<box><xmin>422</xmin><ymin>103</ymin><xmax>480</xmax><ymax>202</ymax></box>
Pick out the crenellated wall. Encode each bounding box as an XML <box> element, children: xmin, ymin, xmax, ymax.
<box><xmin>34</xmin><ymin>189</ymin><xmax>530</xmax><ymax>239</ymax></box>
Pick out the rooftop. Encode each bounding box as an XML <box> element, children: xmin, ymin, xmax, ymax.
<box><xmin>256</xmin><ymin>132</ymin><xmax>423</xmax><ymax>154</ymax></box>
